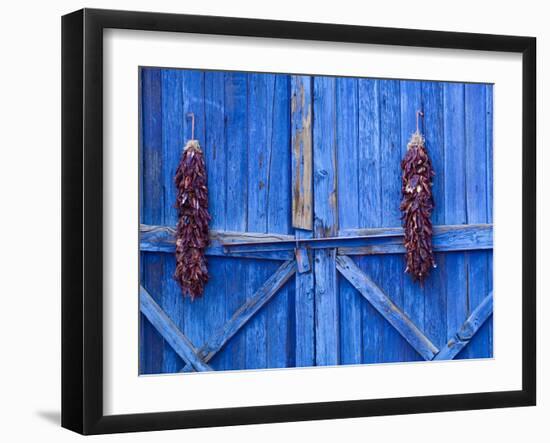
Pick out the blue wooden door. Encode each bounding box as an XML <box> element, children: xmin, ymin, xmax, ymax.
<box><xmin>139</xmin><ymin>68</ymin><xmax>493</xmax><ymax>374</ymax></box>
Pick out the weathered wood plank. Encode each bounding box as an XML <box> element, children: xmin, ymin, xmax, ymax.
<box><xmin>336</xmin><ymin>77</ymin><xmax>362</xmax><ymax>365</ymax></box>
<box><xmin>291</xmin><ymin>75</ymin><xmax>313</xmax><ymax>230</ymax></box>
<box><xmin>379</xmin><ymin>79</ymin><xmax>407</xmax><ymax>362</ymax></box>
<box><xmin>182</xmin><ymin>260</ymin><xmax>297</xmax><ymax>370</ymax></box>
<box><xmin>160</xmin><ymin>69</ymin><xmax>185</xmax><ymax>373</ymax></box>
<box><xmin>357</xmin><ymin>78</ymin><xmax>384</xmax><ymax>364</ymax></box>
<box><xmin>464</xmin><ymin>83</ymin><xmax>491</xmax><ymax>359</ymax></box>
<box><xmin>422</xmin><ymin>81</ymin><xmax>447</xmax><ymax>351</ymax></box>
<box><xmin>181</xmin><ymin>70</ymin><xmax>208</xmax><ymax>364</ymax></box>
<box><xmin>245</xmin><ymin>73</ymin><xmax>273</xmax><ymax>370</ymax></box>
<box><xmin>222</xmin><ymin>71</ymin><xmax>249</xmax><ymax>370</ymax></box>
<box><xmin>139</xmin><ymin>286</ymin><xmax>212</xmax><ymax>371</ymax></box>
<box><xmin>203</xmin><ymin>70</ymin><xmax>228</xmax><ymax>371</ymax></box>
<box><xmin>434</xmin><ymin>292</ymin><xmax>493</xmax><ymax>360</ymax></box>
<box><xmin>336</xmin><ymin>255</ymin><xmax>439</xmax><ymax>361</ymax></box>
<box><xmin>291</xmin><ymin>75</ymin><xmax>315</xmax><ymax>367</ymax></box>
<box><xmin>313</xmin><ymin>76</ymin><xmax>339</xmax><ymax>365</ymax></box>
<box><xmin>443</xmin><ymin>83</ymin><xmax>469</xmax><ymax>358</ymax></box>
<box><xmin>266</xmin><ymin>74</ymin><xmax>294</xmax><ymax>369</ymax></box>
<box><xmin>139</xmin><ymin>68</ymin><xmax>164</xmax><ymax>374</ymax></box>
<box><xmin>139</xmin><ymin>224</ymin><xmax>293</xmax><ymax>260</ymax></box>
<box><xmin>295</xmin><ymin>247</ymin><xmax>311</xmax><ymax>273</ymax></box>
<box><xmin>400</xmin><ymin>80</ymin><xmax>425</xmax><ymax>362</ymax></box>
<box><xmin>141</xmin><ymin>223</ymin><xmax>493</xmax><ymax>256</ymax></box>
<box><xmin>485</xmin><ymin>85</ymin><xmax>494</xmax><ymax>355</ymax></box>
<box><xmin>222</xmin><ymin>224</ymin><xmax>493</xmax><ymax>253</ymax></box>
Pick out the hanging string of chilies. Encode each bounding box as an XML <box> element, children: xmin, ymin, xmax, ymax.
<box><xmin>400</xmin><ymin>110</ymin><xmax>436</xmax><ymax>284</ymax></box>
<box><xmin>174</xmin><ymin>113</ymin><xmax>211</xmax><ymax>300</ymax></box>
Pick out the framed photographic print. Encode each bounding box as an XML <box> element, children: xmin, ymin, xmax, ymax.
<box><xmin>61</xmin><ymin>8</ymin><xmax>536</xmax><ymax>435</ymax></box>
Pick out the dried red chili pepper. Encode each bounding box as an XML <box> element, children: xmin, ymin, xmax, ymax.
<box><xmin>400</xmin><ymin>118</ymin><xmax>436</xmax><ymax>284</ymax></box>
<box><xmin>174</xmin><ymin>139</ymin><xmax>211</xmax><ymax>300</ymax></box>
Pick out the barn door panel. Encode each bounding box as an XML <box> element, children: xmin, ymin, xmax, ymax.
<box><xmin>334</xmin><ymin>78</ymin><xmax>493</xmax><ymax>364</ymax></box>
<box><xmin>139</xmin><ymin>69</ymin><xmax>299</xmax><ymax>374</ymax></box>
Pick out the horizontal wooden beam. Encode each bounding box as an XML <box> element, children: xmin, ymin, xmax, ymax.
<box><xmin>336</xmin><ymin>255</ymin><xmax>439</xmax><ymax>361</ymax></box>
<box><xmin>339</xmin><ymin>224</ymin><xmax>492</xmax><ymax>255</ymax></box>
<box><xmin>221</xmin><ymin>224</ymin><xmax>492</xmax><ymax>255</ymax></box>
<box><xmin>139</xmin><ymin>285</ymin><xmax>212</xmax><ymax>372</ymax></box>
<box><xmin>140</xmin><ymin>223</ymin><xmax>492</xmax><ymax>258</ymax></box>
<box><xmin>181</xmin><ymin>260</ymin><xmax>297</xmax><ymax>372</ymax></box>
<box><xmin>140</xmin><ymin>224</ymin><xmax>293</xmax><ymax>260</ymax></box>
<box><xmin>434</xmin><ymin>292</ymin><xmax>493</xmax><ymax>361</ymax></box>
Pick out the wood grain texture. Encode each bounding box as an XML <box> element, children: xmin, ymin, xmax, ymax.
<box><xmin>399</xmin><ymin>80</ymin><xmax>424</xmax><ymax>362</ymax></box>
<box><xmin>313</xmin><ymin>76</ymin><xmax>340</xmax><ymax>365</ymax></box>
<box><xmin>292</xmin><ymin>75</ymin><xmax>315</xmax><ymax>367</ymax></box>
<box><xmin>291</xmin><ymin>75</ymin><xmax>313</xmax><ymax>230</ymax></box>
<box><xmin>182</xmin><ymin>261</ymin><xmax>297</xmax><ymax>371</ymax></box>
<box><xmin>140</xmin><ymin>286</ymin><xmax>212</xmax><ymax>371</ymax></box>
<box><xmin>434</xmin><ymin>292</ymin><xmax>493</xmax><ymax>360</ymax></box>
<box><xmin>336</xmin><ymin>77</ymin><xmax>362</xmax><ymax>365</ymax></box>
<box><xmin>140</xmin><ymin>68</ymin><xmax>164</xmax><ymax>374</ymax></box>
<box><xmin>336</xmin><ymin>256</ymin><xmax>438</xmax><ymax>361</ymax></box>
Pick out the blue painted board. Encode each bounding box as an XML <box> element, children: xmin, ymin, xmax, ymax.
<box><xmin>222</xmin><ymin>72</ymin><xmax>249</xmax><ymax>370</ymax></box>
<box><xmin>203</xmin><ymin>71</ymin><xmax>229</xmax><ymax>371</ymax></box>
<box><xmin>400</xmin><ymin>80</ymin><xmax>425</xmax><ymax>361</ymax></box>
<box><xmin>313</xmin><ymin>76</ymin><xmax>339</xmax><ymax>366</ymax></box>
<box><xmin>357</xmin><ymin>79</ymin><xmax>385</xmax><ymax>364</ymax></box>
<box><xmin>336</xmin><ymin>77</ymin><xmax>362</xmax><ymax>365</ymax></box>
<box><xmin>140</xmin><ymin>68</ymin><xmax>164</xmax><ymax>374</ymax></box>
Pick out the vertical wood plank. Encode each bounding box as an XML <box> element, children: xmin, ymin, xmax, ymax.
<box><xmin>203</xmin><ymin>71</ymin><xmax>228</xmax><ymax>370</ymax></box>
<box><xmin>357</xmin><ymin>79</ymin><xmax>384</xmax><ymax>364</ymax></box>
<box><xmin>245</xmin><ymin>73</ymin><xmax>272</xmax><ymax>369</ymax></box>
<box><xmin>180</xmin><ymin>70</ymin><xmax>208</xmax><ymax>361</ymax></box>
<box><xmin>291</xmin><ymin>73</ymin><xmax>313</xmax><ymax>230</ymax></box>
<box><xmin>222</xmin><ymin>72</ymin><xmax>249</xmax><ymax>370</ymax></box>
<box><xmin>291</xmin><ymin>75</ymin><xmax>315</xmax><ymax>367</ymax></box>
<box><xmin>336</xmin><ymin>77</ymin><xmax>362</xmax><ymax>365</ymax></box>
<box><xmin>140</xmin><ymin>67</ymin><xmax>164</xmax><ymax>374</ymax></box>
<box><xmin>399</xmin><ymin>80</ymin><xmax>425</xmax><ymax>361</ymax></box>
<box><xmin>266</xmin><ymin>75</ymin><xmax>294</xmax><ymax>368</ymax></box>
<box><xmin>313</xmin><ymin>76</ymin><xmax>339</xmax><ymax>366</ymax></box>
<box><xmin>443</xmin><ymin>83</ymin><xmax>468</xmax><ymax>359</ymax></box>
<box><xmin>160</xmin><ymin>69</ymin><xmax>185</xmax><ymax>373</ymax></box>
<box><xmin>463</xmin><ymin>84</ymin><xmax>490</xmax><ymax>358</ymax></box>
<box><xmin>379</xmin><ymin>79</ymin><xmax>407</xmax><ymax>362</ymax></box>
<box><xmin>421</xmin><ymin>81</ymin><xmax>447</xmax><ymax>350</ymax></box>
<box><xmin>485</xmin><ymin>85</ymin><xmax>494</xmax><ymax>356</ymax></box>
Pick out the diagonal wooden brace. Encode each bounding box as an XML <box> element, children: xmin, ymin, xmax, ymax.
<box><xmin>180</xmin><ymin>260</ymin><xmax>297</xmax><ymax>372</ymax></box>
<box><xmin>433</xmin><ymin>292</ymin><xmax>493</xmax><ymax>360</ymax></box>
<box><xmin>336</xmin><ymin>255</ymin><xmax>439</xmax><ymax>361</ymax></box>
<box><xmin>139</xmin><ymin>286</ymin><xmax>212</xmax><ymax>372</ymax></box>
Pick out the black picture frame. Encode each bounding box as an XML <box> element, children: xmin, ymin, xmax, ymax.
<box><xmin>62</xmin><ymin>8</ymin><xmax>536</xmax><ymax>435</ymax></box>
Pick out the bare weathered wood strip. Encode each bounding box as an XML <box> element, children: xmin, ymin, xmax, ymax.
<box><xmin>291</xmin><ymin>75</ymin><xmax>313</xmax><ymax>230</ymax></box>
<box><xmin>139</xmin><ymin>285</ymin><xmax>212</xmax><ymax>372</ymax></box>
<box><xmin>434</xmin><ymin>292</ymin><xmax>493</xmax><ymax>360</ymax></box>
<box><xmin>181</xmin><ymin>260</ymin><xmax>297</xmax><ymax>371</ymax></box>
<box><xmin>336</xmin><ymin>255</ymin><xmax>439</xmax><ymax>361</ymax></box>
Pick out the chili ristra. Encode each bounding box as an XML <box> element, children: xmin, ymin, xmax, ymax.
<box><xmin>174</xmin><ymin>139</ymin><xmax>211</xmax><ymax>300</ymax></box>
<box><xmin>400</xmin><ymin>112</ymin><xmax>436</xmax><ymax>284</ymax></box>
